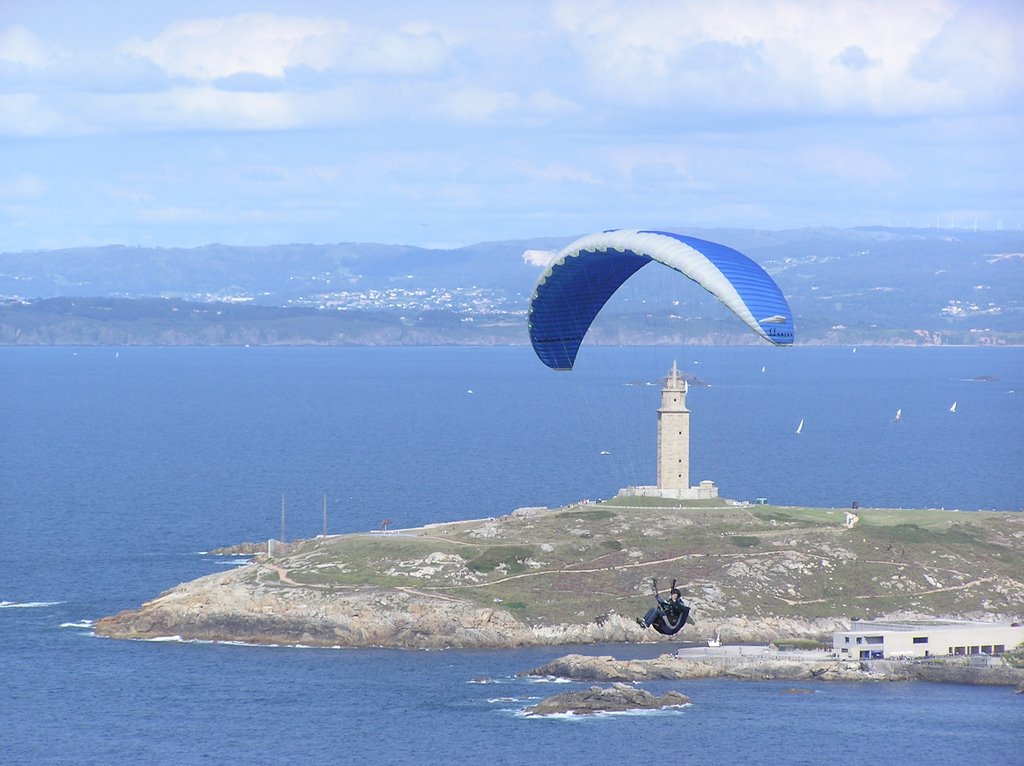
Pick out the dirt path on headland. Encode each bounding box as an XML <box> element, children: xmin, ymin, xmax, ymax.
<box><xmin>770</xmin><ymin>575</ymin><xmax>1000</xmax><ymax>606</ymax></box>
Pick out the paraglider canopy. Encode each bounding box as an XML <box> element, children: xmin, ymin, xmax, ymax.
<box><xmin>527</xmin><ymin>229</ymin><xmax>794</xmax><ymax>370</ymax></box>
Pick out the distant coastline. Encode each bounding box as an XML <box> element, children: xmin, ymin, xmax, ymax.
<box><xmin>2</xmin><ymin>296</ymin><xmax>1021</xmax><ymax>347</ymax></box>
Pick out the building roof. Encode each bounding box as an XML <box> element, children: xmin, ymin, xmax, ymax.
<box><xmin>845</xmin><ymin>618</ymin><xmax>1021</xmax><ymax>633</ymax></box>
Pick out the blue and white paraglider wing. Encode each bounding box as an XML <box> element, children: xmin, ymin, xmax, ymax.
<box><xmin>527</xmin><ymin>229</ymin><xmax>794</xmax><ymax>370</ymax></box>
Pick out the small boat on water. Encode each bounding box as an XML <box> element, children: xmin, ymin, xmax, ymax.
<box><xmin>950</xmin><ymin>401</ymin><xmax>957</xmax><ymax>413</ymax></box>
<box><xmin>894</xmin><ymin>408</ymin><xmax>902</xmax><ymax>423</ymax></box>
<box><xmin>795</xmin><ymin>419</ymin><xmax>804</xmax><ymax>435</ymax></box>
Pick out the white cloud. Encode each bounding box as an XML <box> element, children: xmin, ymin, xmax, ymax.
<box><xmin>0</xmin><ymin>94</ymin><xmax>83</xmax><ymax>135</ymax></box>
<box><xmin>551</xmin><ymin>0</ymin><xmax>1024</xmax><ymax>115</ymax></box>
<box><xmin>120</xmin><ymin>13</ymin><xmax>451</xmax><ymax>81</ymax></box>
<box><xmin>436</xmin><ymin>86</ymin><xmax>520</xmax><ymax>122</ymax></box>
<box><xmin>0</xmin><ymin>25</ymin><xmax>65</xmax><ymax>69</ymax></box>
<box><xmin>522</xmin><ymin>248</ymin><xmax>558</xmax><ymax>267</ymax></box>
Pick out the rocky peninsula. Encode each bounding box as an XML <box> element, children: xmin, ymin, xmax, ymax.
<box><xmin>96</xmin><ymin>498</ymin><xmax>1024</xmax><ymax>664</ymax></box>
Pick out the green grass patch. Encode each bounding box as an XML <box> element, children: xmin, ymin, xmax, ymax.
<box><xmin>730</xmin><ymin>536</ymin><xmax>761</xmax><ymax>548</ymax></box>
<box><xmin>881</xmin><ymin>524</ymin><xmax>931</xmax><ymax>544</ymax></box>
<box><xmin>561</xmin><ymin>509</ymin><xmax>617</xmax><ymax>521</ymax></box>
<box><xmin>864</xmin><ymin>522</ymin><xmax>990</xmax><ymax>549</ymax></box>
<box><xmin>464</xmin><ymin>545</ymin><xmax>536</xmax><ymax>574</ymax></box>
<box><xmin>751</xmin><ymin>510</ymin><xmax>797</xmax><ymax>523</ymax></box>
<box><xmin>601</xmin><ymin>539</ymin><xmax>623</xmax><ymax>551</ymax></box>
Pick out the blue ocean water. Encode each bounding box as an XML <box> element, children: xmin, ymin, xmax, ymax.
<box><xmin>2</xmin><ymin>346</ymin><xmax>1022</xmax><ymax>765</ymax></box>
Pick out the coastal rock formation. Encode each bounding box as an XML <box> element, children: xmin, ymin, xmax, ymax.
<box><xmin>207</xmin><ymin>542</ymin><xmax>267</xmax><ymax>556</ymax></box>
<box><xmin>94</xmin><ymin>563</ymin><xmax>649</xmax><ymax>649</ymax></box>
<box><xmin>525</xmin><ymin>683</ymin><xmax>690</xmax><ymax>716</ymax></box>
<box><xmin>523</xmin><ymin>652</ymin><xmax>1024</xmax><ymax>686</ymax></box>
<box><xmin>524</xmin><ymin>653</ymin><xmax>865</xmax><ymax>682</ymax></box>
<box><xmin>94</xmin><ymin>566</ymin><xmax>535</xmax><ymax>649</ymax></box>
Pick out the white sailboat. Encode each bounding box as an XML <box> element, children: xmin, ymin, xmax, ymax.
<box><xmin>950</xmin><ymin>401</ymin><xmax>957</xmax><ymax>413</ymax></box>
<box><xmin>795</xmin><ymin>419</ymin><xmax>804</xmax><ymax>435</ymax></box>
<box><xmin>894</xmin><ymin>408</ymin><xmax>902</xmax><ymax>423</ymax></box>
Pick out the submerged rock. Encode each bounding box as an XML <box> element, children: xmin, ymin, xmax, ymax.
<box><xmin>525</xmin><ymin>683</ymin><xmax>690</xmax><ymax>716</ymax></box>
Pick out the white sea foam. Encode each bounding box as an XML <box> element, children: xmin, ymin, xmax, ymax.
<box><xmin>0</xmin><ymin>600</ymin><xmax>65</xmax><ymax>609</ymax></box>
<box><xmin>216</xmin><ymin>640</ymin><xmax>263</xmax><ymax>647</ymax></box>
<box><xmin>526</xmin><ymin>675</ymin><xmax>572</xmax><ymax>684</ymax></box>
<box><xmin>132</xmin><ymin>635</ymin><xmax>288</xmax><ymax>649</ymax></box>
<box><xmin>517</xmin><ymin>704</ymin><xmax>690</xmax><ymax>720</ymax></box>
<box><xmin>60</xmin><ymin>620</ymin><xmax>94</xmax><ymax>629</ymax></box>
<box><xmin>487</xmin><ymin>696</ymin><xmax>539</xmax><ymax>704</ymax></box>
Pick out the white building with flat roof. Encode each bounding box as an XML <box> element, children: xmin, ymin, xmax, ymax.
<box><xmin>833</xmin><ymin>619</ymin><xmax>1024</xmax><ymax>660</ymax></box>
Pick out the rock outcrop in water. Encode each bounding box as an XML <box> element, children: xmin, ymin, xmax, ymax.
<box><xmin>525</xmin><ymin>683</ymin><xmax>690</xmax><ymax>716</ymax></box>
<box><xmin>523</xmin><ymin>652</ymin><xmax>867</xmax><ymax>682</ymax></box>
<box><xmin>523</xmin><ymin>652</ymin><xmax>1024</xmax><ymax>686</ymax></box>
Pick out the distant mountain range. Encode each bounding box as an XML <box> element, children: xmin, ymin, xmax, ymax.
<box><xmin>1</xmin><ymin>227</ymin><xmax>1021</xmax><ymax>346</ymax></box>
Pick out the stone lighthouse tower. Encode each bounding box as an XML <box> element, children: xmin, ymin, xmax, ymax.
<box><xmin>621</xmin><ymin>360</ymin><xmax>718</xmax><ymax>500</ymax></box>
<box><xmin>657</xmin><ymin>360</ymin><xmax>690</xmax><ymax>491</ymax></box>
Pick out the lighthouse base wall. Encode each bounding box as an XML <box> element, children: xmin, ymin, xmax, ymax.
<box><xmin>621</xmin><ymin>480</ymin><xmax>719</xmax><ymax>500</ymax></box>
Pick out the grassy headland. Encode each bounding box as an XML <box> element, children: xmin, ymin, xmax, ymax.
<box><xmin>255</xmin><ymin>498</ymin><xmax>1024</xmax><ymax>635</ymax></box>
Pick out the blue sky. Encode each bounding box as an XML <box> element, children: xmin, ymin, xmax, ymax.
<box><xmin>1</xmin><ymin>0</ymin><xmax>1022</xmax><ymax>251</ymax></box>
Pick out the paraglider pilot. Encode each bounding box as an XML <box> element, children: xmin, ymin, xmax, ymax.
<box><xmin>636</xmin><ymin>579</ymin><xmax>691</xmax><ymax>636</ymax></box>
